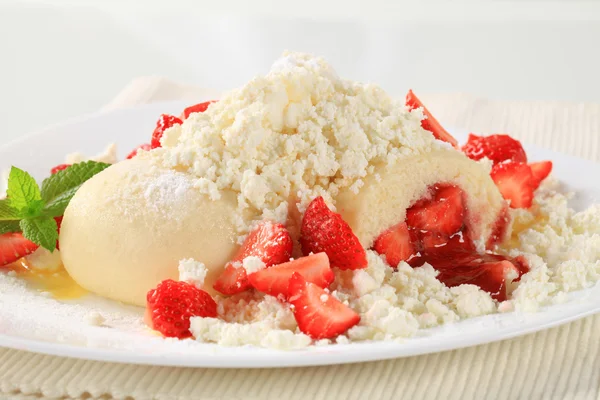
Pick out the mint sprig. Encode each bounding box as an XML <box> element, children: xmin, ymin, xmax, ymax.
<box><xmin>0</xmin><ymin>161</ymin><xmax>111</xmax><ymax>251</ymax></box>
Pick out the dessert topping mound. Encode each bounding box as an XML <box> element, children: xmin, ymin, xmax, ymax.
<box><xmin>139</xmin><ymin>52</ymin><xmax>444</xmax><ymax>232</ymax></box>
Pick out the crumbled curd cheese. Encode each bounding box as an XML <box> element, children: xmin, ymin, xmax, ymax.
<box><xmin>141</xmin><ymin>52</ymin><xmax>441</xmax><ymax>233</ymax></box>
<box><xmin>242</xmin><ymin>256</ymin><xmax>266</xmax><ymax>275</ymax></box>
<box><xmin>178</xmin><ymin>258</ymin><xmax>207</xmax><ymax>288</ymax></box>
<box><xmin>499</xmin><ymin>180</ymin><xmax>600</xmax><ymax>312</ymax></box>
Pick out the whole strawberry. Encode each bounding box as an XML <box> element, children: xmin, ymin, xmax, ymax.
<box><xmin>146</xmin><ymin>279</ymin><xmax>217</xmax><ymax>339</ymax></box>
<box><xmin>300</xmin><ymin>197</ymin><xmax>367</xmax><ymax>270</ymax></box>
<box><xmin>461</xmin><ymin>134</ymin><xmax>527</xmax><ymax>165</ymax></box>
<box><xmin>151</xmin><ymin>114</ymin><xmax>183</xmax><ymax>149</ymax></box>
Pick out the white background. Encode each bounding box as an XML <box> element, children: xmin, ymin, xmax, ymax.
<box><xmin>1</xmin><ymin>0</ymin><xmax>600</xmax><ymax>143</ymax></box>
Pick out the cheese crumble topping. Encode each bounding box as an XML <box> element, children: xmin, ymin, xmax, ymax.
<box><xmin>141</xmin><ymin>52</ymin><xmax>443</xmax><ymax>233</ymax></box>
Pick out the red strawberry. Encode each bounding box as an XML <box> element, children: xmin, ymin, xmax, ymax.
<box><xmin>151</xmin><ymin>114</ymin><xmax>183</xmax><ymax>149</ymax></box>
<box><xmin>146</xmin><ymin>279</ymin><xmax>217</xmax><ymax>338</ymax></box>
<box><xmin>300</xmin><ymin>197</ymin><xmax>367</xmax><ymax>270</ymax></box>
<box><xmin>419</xmin><ymin>230</ymin><xmax>475</xmax><ymax>256</ymax></box>
<box><xmin>373</xmin><ymin>222</ymin><xmax>417</xmax><ymax>267</ymax></box>
<box><xmin>491</xmin><ymin>162</ymin><xmax>535</xmax><ymax>209</ymax></box>
<box><xmin>181</xmin><ymin>101</ymin><xmax>216</xmax><ymax>120</ymax></box>
<box><xmin>461</xmin><ymin>134</ymin><xmax>527</xmax><ymax>165</ymax></box>
<box><xmin>0</xmin><ymin>233</ymin><xmax>39</xmax><ymax>266</ymax></box>
<box><xmin>529</xmin><ymin>161</ymin><xmax>553</xmax><ymax>188</ymax></box>
<box><xmin>50</xmin><ymin>164</ymin><xmax>70</xmax><ymax>174</ymax></box>
<box><xmin>126</xmin><ymin>143</ymin><xmax>152</xmax><ymax>159</ymax></box>
<box><xmin>213</xmin><ymin>222</ymin><xmax>293</xmax><ymax>295</ymax></box>
<box><xmin>406</xmin><ymin>90</ymin><xmax>458</xmax><ymax>147</ymax></box>
<box><xmin>54</xmin><ymin>216</ymin><xmax>63</xmax><ymax>250</ymax></box>
<box><xmin>486</xmin><ymin>206</ymin><xmax>510</xmax><ymax>247</ymax></box>
<box><xmin>248</xmin><ymin>252</ymin><xmax>333</xmax><ymax>298</ymax></box>
<box><xmin>428</xmin><ymin>252</ymin><xmax>528</xmax><ymax>301</ymax></box>
<box><xmin>288</xmin><ymin>272</ymin><xmax>360</xmax><ymax>339</ymax></box>
<box><xmin>406</xmin><ymin>185</ymin><xmax>465</xmax><ymax>235</ymax></box>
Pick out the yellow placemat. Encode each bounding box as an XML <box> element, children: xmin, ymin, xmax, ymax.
<box><xmin>2</xmin><ymin>79</ymin><xmax>600</xmax><ymax>400</ymax></box>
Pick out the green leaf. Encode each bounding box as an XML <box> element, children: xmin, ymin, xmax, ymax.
<box><xmin>20</xmin><ymin>217</ymin><xmax>58</xmax><ymax>252</ymax></box>
<box><xmin>41</xmin><ymin>161</ymin><xmax>111</xmax><ymax>217</ymax></box>
<box><xmin>0</xmin><ymin>221</ymin><xmax>22</xmax><ymax>235</ymax></box>
<box><xmin>7</xmin><ymin>167</ymin><xmax>42</xmax><ymax>214</ymax></box>
<box><xmin>0</xmin><ymin>198</ymin><xmax>23</xmax><ymax>220</ymax></box>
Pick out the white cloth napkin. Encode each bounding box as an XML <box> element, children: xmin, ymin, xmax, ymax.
<box><xmin>2</xmin><ymin>77</ymin><xmax>600</xmax><ymax>400</ymax></box>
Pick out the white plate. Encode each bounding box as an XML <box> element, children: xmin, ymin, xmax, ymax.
<box><xmin>1</xmin><ymin>101</ymin><xmax>599</xmax><ymax>368</ymax></box>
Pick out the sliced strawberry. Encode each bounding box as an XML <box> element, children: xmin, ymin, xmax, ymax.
<box><xmin>529</xmin><ymin>161</ymin><xmax>553</xmax><ymax>188</ymax></box>
<box><xmin>461</xmin><ymin>134</ymin><xmax>527</xmax><ymax>165</ymax></box>
<box><xmin>126</xmin><ymin>143</ymin><xmax>152</xmax><ymax>159</ymax></box>
<box><xmin>54</xmin><ymin>216</ymin><xmax>63</xmax><ymax>250</ymax></box>
<box><xmin>406</xmin><ymin>185</ymin><xmax>465</xmax><ymax>235</ymax></box>
<box><xmin>428</xmin><ymin>252</ymin><xmax>528</xmax><ymax>301</ymax></box>
<box><xmin>406</xmin><ymin>90</ymin><xmax>458</xmax><ymax>147</ymax></box>
<box><xmin>50</xmin><ymin>164</ymin><xmax>70</xmax><ymax>175</ymax></box>
<box><xmin>486</xmin><ymin>206</ymin><xmax>510</xmax><ymax>247</ymax></box>
<box><xmin>419</xmin><ymin>230</ymin><xmax>474</xmax><ymax>256</ymax></box>
<box><xmin>373</xmin><ymin>222</ymin><xmax>417</xmax><ymax>267</ymax></box>
<box><xmin>300</xmin><ymin>197</ymin><xmax>367</xmax><ymax>270</ymax></box>
<box><xmin>248</xmin><ymin>252</ymin><xmax>333</xmax><ymax>298</ymax></box>
<box><xmin>181</xmin><ymin>101</ymin><xmax>216</xmax><ymax>120</ymax></box>
<box><xmin>490</xmin><ymin>162</ymin><xmax>535</xmax><ymax>209</ymax></box>
<box><xmin>288</xmin><ymin>272</ymin><xmax>360</xmax><ymax>339</ymax></box>
<box><xmin>213</xmin><ymin>222</ymin><xmax>293</xmax><ymax>295</ymax></box>
<box><xmin>151</xmin><ymin>114</ymin><xmax>183</xmax><ymax>149</ymax></box>
<box><xmin>212</xmin><ymin>263</ymin><xmax>248</xmax><ymax>295</ymax></box>
<box><xmin>0</xmin><ymin>233</ymin><xmax>39</xmax><ymax>266</ymax></box>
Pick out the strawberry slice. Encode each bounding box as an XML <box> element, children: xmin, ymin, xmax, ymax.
<box><xmin>50</xmin><ymin>164</ymin><xmax>70</xmax><ymax>175</ymax></box>
<box><xmin>300</xmin><ymin>197</ymin><xmax>367</xmax><ymax>270</ymax></box>
<box><xmin>151</xmin><ymin>114</ymin><xmax>183</xmax><ymax>149</ymax></box>
<box><xmin>0</xmin><ymin>233</ymin><xmax>39</xmax><ymax>266</ymax></box>
<box><xmin>461</xmin><ymin>134</ymin><xmax>527</xmax><ymax>165</ymax></box>
<box><xmin>288</xmin><ymin>272</ymin><xmax>360</xmax><ymax>339</ymax></box>
<box><xmin>126</xmin><ymin>143</ymin><xmax>152</xmax><ymax>159</ymax></box>
<box><xmin>54</xmin><ymin>216</ymin><xmax>63</xmax><ymax>250</ymax></box>
<box><xmin>406</xmin><ymin>90</ymin><xmax>458</xmax><ymax>147</ymax></box>
<box><xmin>428</xmin><ymin>252</ymin><xmax>528</xmax><ymax>301</ymax></box>
<box><xmin>490</xmin><ymin>162</ymin><xmax>535</xmax><ymax>209</ymax></box>
<box><xmin>373</xmin><ymin>222</ymin><xmax>417</xmax><ymax>267</ymax></box>
<box><xmin>529</xmin><ymin>161</ymin><xmax>553</xmax><ymax>188</ymax></box>
<box><xmin>406</xmin><ymin>185</ymin><xmax>465</xmax><ymax>235</ymax></box>
<box><xmin>248</xmin><ymin>252</ymin><xmax>333</xmax><ymax>298</ymax></box>
<box><xmin>181</xmin><ymin>101</ymin><xmax>217</xmax><ymax>120</ymax></box>
<box><xmin>486</xmin><ymin>206</ymin><xmax>510</xmax><ymax>247</ymax></box>
<box><xmin>213</xmin><ymin>222</ymin><xmax>293</xmax><ymax>295</ymax></box>
<box><xmin>419</xmin><ymin>230</ymin><xmax>475</xmax><ymax>255</ymax></box>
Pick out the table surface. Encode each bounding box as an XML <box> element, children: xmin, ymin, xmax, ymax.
<box><xmin>1</xmin><ymin>0</ymin><xmax>600</xmax><ymax>143</ymax></box>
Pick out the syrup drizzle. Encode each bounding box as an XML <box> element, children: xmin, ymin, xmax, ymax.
<box><xmin>5</xmin><ymin>259</ymin><xmax>87</xmax><ymax>300</ymax></box>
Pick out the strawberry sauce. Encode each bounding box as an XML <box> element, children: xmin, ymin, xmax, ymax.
<box><xmin>375</xmin><ymin>183</ymin><xmax>528</xmax><ymax>301</ymax></box>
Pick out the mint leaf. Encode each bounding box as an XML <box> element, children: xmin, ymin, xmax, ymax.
<box><xmin>0</xmin><ymin>221</ymin><xmax>22</xmax><ymax>235</ymax></box>
<box><xmin>0</xmin><ymin>199</ymin><xmax>23</xmax><ymax>220</ymax></box>
<box><xmin>20</xmin><ymin>217</ymin><xmax>57</xmax><ymax>252</ymax></box>
<box><xmin>41</xmin><ymin>161</ymin><xmax>111</xmax><ymax>217</ymax></box>
<box><xmin>7</xmin><ymin>167</ymin><xmax>42</xmax><ymax>214</ymax></box>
